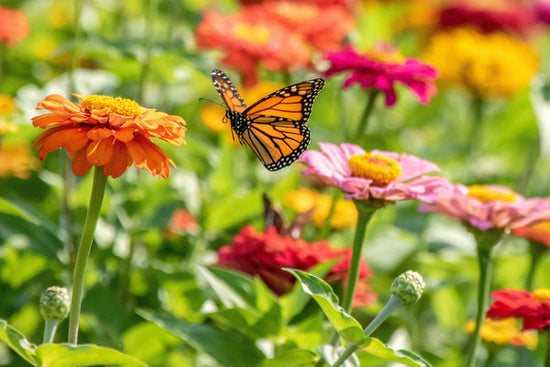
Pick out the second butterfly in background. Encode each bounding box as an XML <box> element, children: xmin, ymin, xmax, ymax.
<box><xmin>211</xmin><ymin>69</ymin><xmax>325</xmax><ymax>171</ymax></box>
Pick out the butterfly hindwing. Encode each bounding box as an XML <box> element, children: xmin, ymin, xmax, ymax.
<box><xmin>211</xmin><ymin>69</ymin><xmax>324</xmax><ymax>171</ymax></box>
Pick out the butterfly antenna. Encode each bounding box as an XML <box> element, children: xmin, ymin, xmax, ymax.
<box><xmin>198</xmin><ymin>97</ymin><xmax>226</xmax><ymax>108</ymax></box>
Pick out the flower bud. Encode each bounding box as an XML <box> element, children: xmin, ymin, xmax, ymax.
<box><xmin>391</xmin><ymin>270</ymin><xmax>424</xmax><ymax>305</ymax></box>
<box><xmin>40</xmin><ymin>286</ymin><xmax>70</xmax><ymax>322</ymax></box>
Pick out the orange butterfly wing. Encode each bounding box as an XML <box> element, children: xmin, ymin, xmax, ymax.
<box><xmin>211</xmin><ymin>69</ymin><xmax>325</xmax><ymax>171</ymax></box>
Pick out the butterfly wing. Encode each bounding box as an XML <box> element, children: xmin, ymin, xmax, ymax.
<box><xmin>240</xmin><ymin>78</ymin><xmax>325</xmax><ymax>171</ymax></box>
<box><xmin>211</xmin><ymin>69</ymin><xmax>247</xmax><ymax>112</ymax></box>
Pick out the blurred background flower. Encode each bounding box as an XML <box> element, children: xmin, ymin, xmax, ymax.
<box><xmin>464</xmin><ymin>317</ymin><xmax>538</xmax><ymax>350</ymax></box>
<box><xmin>0</xmin><ymin>5</ymin><xmax>30</xmax><ymax>46</ymax></box>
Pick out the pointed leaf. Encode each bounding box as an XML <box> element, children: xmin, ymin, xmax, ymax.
<box><xmin>35</xmin><ymin>344</ymin><xmax>148</xmax><ymax>367</ymax></box>
<box><xmin>198</xmin><ymin>266</ymin><xmax>251</xmax><ymax>308</ymax></box>
<box><xmin>0</xmin><ymin>319</ymin><xmax>38</xmax><ymax>365</ymax></box>
<box><xmin>361</xmin><ymin>337</ymin><xmax>432</xmax><ymax>367</ymax></box>
<box><xmin>285</xmin><ymin>269</ymin><xmax>365</xmax><ymax>345</ymax></box>
<box><xmin>137</xmin><ymin>310</ymin><xmax>265</xmax><ymax>367</ymax></box>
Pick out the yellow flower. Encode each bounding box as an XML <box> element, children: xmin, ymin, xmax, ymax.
<box><xmin>465</xmin><ymin>318</ymin><xmax>538</xmax><ymax>350</ymax></box>
<box><xmin>0</xmin><ymin>119</ymin><xmax>18</xmax><ymax>136</ymax></box>
<box><xmin>0</xmin><ymin>94</ymin><xmax>17</xmax><ymax>115</ymax></box>
<box><xmin>0</xmin><ymin>144</ymin><xmax>40</xmax><ymax>179</ymax></box>
<box><xmin>423</xmin><ymin>28</ymin><xmax>538</xmax><ymax>98</ymax></box>
<box><xmin>285</xmin><ymin>188</ymin><xmax>358</xmax><ymax>229</ymax></box>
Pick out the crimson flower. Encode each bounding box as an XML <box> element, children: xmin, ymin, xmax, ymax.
<box><xmin>534</xmin><ymin>1</ymin><xmax>550</xmax><ymax>25</ymax></box>
<box><xmin>437</xmin><ymin>2</ymin><xmax>534</xmax><ymax>36</ymax></box>
<box><xmin>419</xmin><ymin>184</ymin><xmax>550</xmax><ymax>231</ymax></box>
<box><xmin>195</xmin><ymin>11</ymin><xmax>310</xmax><ymax>86</ymax></box>
<box><xmin>300</xmin><ymin>142</ymin><xmax>451</xmax><ymax>203</ymax></box>
<box><xmin>324</xmin><ymin>43</ymin><xmax>438</xmax><ymax>107</ymax></box>
<box><xmin>217</xmin><ymin>225</ymin><xmax>376</xmax><ymax>307</ymax></box>
<box><xmin>487</xmin><ymin>288</ymin><xmax>550</xmax><ymax>330</ymax></box>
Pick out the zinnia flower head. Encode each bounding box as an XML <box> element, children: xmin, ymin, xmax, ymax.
<box><xmin>195</xmin><ymin>11</ymin><xmax>310</xmax><ymax>86</ymax></box>
<box><xmin>487</xmin><ymin>288</ymin><xmax>550</xmax><ymax>330</ymax></box>
<box><xmin>285</xmin><ymin>188</ymin><xmax>358</xmax><ymax>229</ymax></box>
<box><xmin>217</xmin><ymin>225</ymin><xmax>376</xmax><ymax>307</ymax></box>
<box><xmin>243</xmin><ymin>0</ymin><xmax>354</xmax><ymax>53</ymax></box>
<box><xmin>0</xmin><ymin>95</ymin><xmax>17</xmax><ymax>115</ymax></box>
<box><xmin>419</xmin><ymin>184</ymin><xmax>550</xmax><ymax>231</ymax></box>
<box><xmin>32</xmin><ymin>94</ymin><xmax>186</xmax><ymax>178</ymax></box>
<box><xmin>534</xmin><ymin>1</ymin><xmax>550</xmax><ymax>26</ymax></box>
<box><xmin>513</xmin><ymin>221</ymin><xmax>550</xmax><ymax>247</ymax></box>
<box><xmin>300</xmin><ymin>142</ymin><xmax>451</xmax><ymax>203</ymax></box>
<box><xmin>465</xmin><ymin>318</ymin><xmax>538</xmax><ymax>349</ymax></box>
<box><xmin>0</xmin><ymin>6</ymin><xmax>30</xmax><ymax>45</ymax></box>
<box><xmin>422</xmin><ymin>27</ymin><xmax>538</xmax><ymax>99</ymax></box>
<box><xmin>437</xmin><ymin>1</ymin><xmax>535</xmax><ymax>36</ymax></box>
<box><xmin>324</xmin><ymin>43</ymin><xmax>438</xmax><ymax>107</ymax></box>
<box><xmin>0</xmin><ymin>144</ymin><xmax>40</xmax><ymax>179</ymax></box>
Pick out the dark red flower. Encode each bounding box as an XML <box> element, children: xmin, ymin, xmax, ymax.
<box><xmin>534</xmin><ymin>1</ymin><xmax>550</xmax><ymax>26</ymax></box>
<box><xmin>217</xmin><ymin>225</ymin><xmax>376</xmax><ymax>306</ymax></box>
<box><xmin>487</xmin><ymin>289</ymin><xmax>550</xmax><ymax>330</ymax></box>
<box><xmin>437</xmin><ymin>2</ymin><xmax>535</xmax><ymax>36</ymax></box>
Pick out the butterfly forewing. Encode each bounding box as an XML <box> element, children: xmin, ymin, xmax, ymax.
<box><xmin>211</xmin><ymin>69</ymin><xmax>247</xmax><ymax>112</ymax></box>
<box><xmin>211</xmin><ymin>69</ymin><xmax>324</xmax><ymax>171</ymax></box>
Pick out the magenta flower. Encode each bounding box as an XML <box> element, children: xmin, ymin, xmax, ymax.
<box><xmin>419</xmin><ymin>184</ymin><xmax>550</xmax><ymax>231</ymax></box>
<box><xmin>300</xmin><ymin>142</ymin><xmax>451</xmax><ymax>203</ymax></box>
<box><xmin>324</xmin><ymin>43</ymin><xmax>438</xmax><ymax>107</ymax></box>
<box><xmin>534</xmin><ymin>1</ymin><xmax>550</xmax><ymax>25</ymax></box>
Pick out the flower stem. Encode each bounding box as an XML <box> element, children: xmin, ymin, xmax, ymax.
<box><xmin>68</xmin><ymin>166</ymin><xmax>107</xmax><ymax>345</ymax></box>
<box><xmin>525</xmin><ymin>240</ymin><xmax>545</xmax><ymax>291</ymax></box>
<box><xmin>138</xmin><ymin>0</ymin><xmax>158</xmax><ymax>104</ymax></box>
<box><xmin>356</xmin><ymin>90</ymin><xmax>379</xmax><ymax>138</ymax></box>
<box><xmin>42</xmin><ymin>319</ymin><xmax>59</xmax><ymax>344</ymax></box>
<box><xmin>466</xmin><ymin>95</ymin><xmax>485</xmax><ymax>158</ymax></box>
<box><xmin>465</xmin><ymin>244</ymin><xmax>494</xmax><ymax>367</ymax></box>
<box><xmin>331</xmin><ymin>295</ymin><xmax>404</xmax><ymax>367</ymax></box>
<box><xmin>545</xmin><ymin>332</ymin><xmax>550</xmax><ymax>367</ymax></box>
<box><xmin>68</xmin><ymin>0</ymin><xmax>83</xmax><ymax>96</ymax></box>
<box><xmin>319</xmin><ymin>188</ymin><xmax>340</xmax><ymax>239</ymax></box>
<box><xmin>341</xmin><ymin>204</ymin><xmax>376</xmax><ymax>313</ymax></box>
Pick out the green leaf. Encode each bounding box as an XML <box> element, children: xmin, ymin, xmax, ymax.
<box><xmin>137</xmin><ymin>310</ymin><xmax>265</xmax><ymax>367</ymax></box>
<box><xmin>208</xmin><ymin>302</ymin><xmax>282</xmax><ymax>339</ymax></box>
<box><xmin>285</xmin><ymin>269</ymin><xmax>365</xmax><ymax>345</ymax></box>
<box><xmin>198</xmin><ymin>266</ymin><xmax>251</xmax><ymax>308</ymax></box>
<box><xmin>35</xmin><ymin>344</ymin><xmax>148</xmax><ymax>367</ymax></box>
<box><xmin>361</xmin><ymin>337</ymin><xmax>432</xmax><ymax>367</ymax></box>
<box><xmin>280</xmin><ymin>260</ymin><xmax>336</xmax><ymax>322</ymax></box>
<box><xmin>258</xmin><ymin>349</ymin><xmax>317</xmax><ymax>367</ymax></box>
<box><xmin>0</xmin><ymin>319</ymin><xmax>38</xmax><ymax>365</ymax></box>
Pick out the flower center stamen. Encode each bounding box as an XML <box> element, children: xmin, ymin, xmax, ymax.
<box><xmin>81</xmin><ymin>95</ymin><xmax>142</xmax><ymax>117</ymax></box>
<box><xmin>533</xmin><ymin>288</ymin><xmax>550</xmax><ymax>303</ymax></box>
<box><xmin>467</xmin><ymin>185</ymin><xmax>518</xmax><ymax>203</ymax></box>
<box><xmin>348</xmin><ymin>153</ymin><xmax>402</xmax><ymax>186</ymax></box>
<box><xmin>364</xmin><ymin>42</ymin><xmax>405</xmax><ymax>64</ymax></box>
<box><xmin>233</xmin><ymin>23</ymin><xmax>270</xmax><ymax>45</ymax></box>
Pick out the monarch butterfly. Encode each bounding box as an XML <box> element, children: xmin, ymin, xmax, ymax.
<box><xmin>211</xmin><ymin>69</ymin><xmax>325</xmax><ymax>171</ymax></box>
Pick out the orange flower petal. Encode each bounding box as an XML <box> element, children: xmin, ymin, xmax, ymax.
<box><xmin>114</xmin><ymin>127</ymin><xmax>135</xmax><ymax>143</ymax></box>
<box><xmin>103</xmin><ymin>141</ymin><xmax>131</xmax><ymax>178</ymax></box>
<box><xmin>86</xmin><ymin>136</ymin><xmax>114</xmax><ymax>166</ymax></box>
<box><xmin>35</xmin><ymin>126</ymin><xmax>89</xmax><ymax>160</ymax></box>
<box><xmin>72</xmin><ymin>146</ymin><xmax>93</xmax><ymax>176</ymax></box>
<box><xmin>126</xmin><ymin>134</ymin><xmax>172</xmax><ymax>178</ymax></box>
<box><xmin>87</xmin><ymin>127</ymin><xmax>113</xmax><ymax>141</ymax></box>
<box><xmin>37</xmin><ymin>94</ymin><xmax>78</xmax><ymax>114</ymax></box>
<box><xmin>32</xmin><ymin>113</ymin><xmax>71</xmax><ymax>128</ymax></box>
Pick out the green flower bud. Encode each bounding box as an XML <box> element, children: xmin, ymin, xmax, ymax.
<box><xmin>40</xmin><ymin>286</ymin><xmax>70</xmax><ymax>322</ymax></box>
<box><xmin>391</xmin><ymin>270</ymin><xmax>424</xmax><ymax>305</ymax></box>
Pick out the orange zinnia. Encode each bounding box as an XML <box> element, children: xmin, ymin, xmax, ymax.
<box><xmin>32</xmin><ymin>94</ymin><xmax>186</xmax><ymax>178</ymax></box>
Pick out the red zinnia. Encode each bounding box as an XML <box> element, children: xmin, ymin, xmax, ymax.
<box><xmin>0</xmin><ymin>6</ymin><xmax>30</xmax><ymax>45</ymax></box>
<box><xmin>217</xmin><ymin>225</ymin><xmax>376</xmax><ymax>307</ymax></box>
<box><xmin>487</xmin><ymin>288</ymin><xmax>550</xmax><ymax>330</ymax></box>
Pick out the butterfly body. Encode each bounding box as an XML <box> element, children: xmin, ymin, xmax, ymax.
<box><xmin>211</xmin><ymin>69</ymin><xmax>325</xmax><ymax>171</ymax></box>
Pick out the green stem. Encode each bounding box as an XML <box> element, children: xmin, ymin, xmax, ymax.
<box><xmin>138</xmin><ymin>0</ymin><xmax>158</xmax><ymax>104</ymax></box>
<box><xmin>68</xmin><ymin>0</ymin><xmax>83</xmax><ymax>96</ymax></box>
<box><xmin>331</xmin><ymin>295</ymin><xmax>404</xmax><ymax>367</ymax></box>
<box><xmin>525</xmin><ymin>240</ymin><xmax>546</xmax><ymax>291</ymax></box>
<box><xmin>465</xmin><ymin>244</ymin><xmax>494</xmax><ymax>367</ymax></box>
<box><xmin>67</xmin><ymin>166</ymin><xmax>108</xmax><ymax>344</ymax></box>
<box><xmin>545</xmin><ymin>332</ymin><xmax>550</xmax><ymax>367</ymax></box>
<box><xmin>319</xmin><ymin>188</ymin><xmax>341</xmax><ymax>239</ymax></box>
<box><xmin>466</xmin><ymin>95</ymin><xmax>485</xmax><ymax>158</ymax></box>
<box><xmin>356</xmin><ymin>90</ymin><xmax>378</xmax><ymax>138</ymax></box>
<box><xmin>341</xmin><ymin>204</ymin><xmax>376</xmax><ymax>313</ymax></box>
<box><xmin>42</xmin><ymin>319</ymin><xmax>59</xmax><ymax>344</ymax></box>
<box><xmin>482</xmin><ymin>350</ymin><xmax>497</xmax><ymax>367</ymax></box>
<box><xmin>515</xmin><ymin>136</ymin><xmax>540</xmax><ymax>194</ymax></box>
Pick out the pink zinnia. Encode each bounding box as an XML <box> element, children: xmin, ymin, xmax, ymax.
<box><xmin>324</xmin><ymin>43</ymin><xmax>438</xmax><ymax>107</ymax></box>
<box><xmin>300</xmin><ymin>142</ymin><xmax>451</xmax><ymax>203</ymax></box>
<box><xmin>419</xmin><ymin>184</ymin><xmax>550</xmax><ymax>231</ymax></box>
<box><xmin>534</xmin><ymin>1</ymin><xmax>550</xmax><ymax>25</ymax></box>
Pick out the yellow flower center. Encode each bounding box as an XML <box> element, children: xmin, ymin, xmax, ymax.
<box><xmin>273</xmin><ymin>2</ymin><xmax>319</xmax><ymax>23</ymax></box>
<box><xmin>533</xmin><ymin>288</ymin><xmax>550</xmax><ymax>303</ymax></box>
<box><xmin>348</xmin><ymin>153</ymin><xmax>402</xmax><ymax>186</ymax></box>
<box><xmin>233</xmin><ymin>23</ymin><xmax>270</xmax><ymax>45</ymax></box>
<box><xmin>0</xmin><ymin>94</ymin><xmax>17</xmax><ymax>115</ymax></box>
<box><xmin>364</xmin><ymin>42</ymin><xmax>405</xmax><ymax>64</ymax></box>
<box><xmin>467</xmin><ymin>185</ymin><xmax>518</xmax><ymax>203</ymax></box>
<box><xmin>81</xmin><ymin>95</ymin><xmax>142</xmax><ymax>117</ymax></box>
